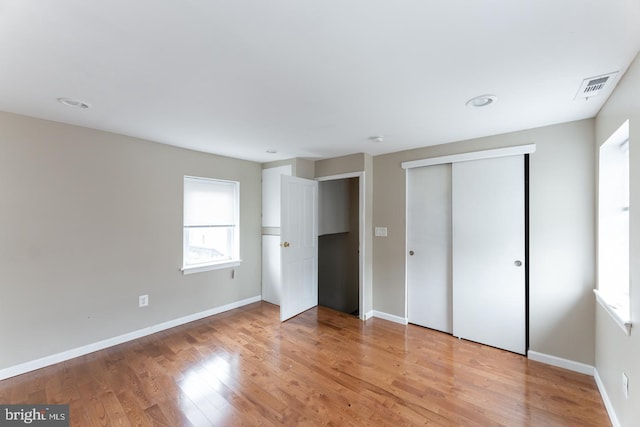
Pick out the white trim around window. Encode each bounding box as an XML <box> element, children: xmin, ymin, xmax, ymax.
<box><xmin>181</xmin><ymin>260</ymin><xmax>242</xmax><ymax>275</ymax></box>
<box><xmin>594</xmin><ymin>289</ymin><xmax>632</xmax><ymax>336</ymax></box>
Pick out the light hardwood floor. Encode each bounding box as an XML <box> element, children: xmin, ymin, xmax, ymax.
<box><xmin>0</xmin><ymin>302</ymin><xmax>609</xmax><ymax>426</ymax></box>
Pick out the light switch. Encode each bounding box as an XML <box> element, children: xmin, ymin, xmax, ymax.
<box><xmin>375</xmin><ymin>227</ymin><xmax>388</xmax><ymax>237</ymax></box>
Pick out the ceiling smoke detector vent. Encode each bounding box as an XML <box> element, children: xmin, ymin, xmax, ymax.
<box><xmin>574</xmin><ymin>72</ymin><xmax>618</xmax><ymax>100</ymax></box>
<box><xmin>466</xmin><ymin>94</ymin><xmax>497</xmax><ymax>108</ymax></box>
<box><xmin>57</xmin><ymin>97</ymin><xmax>91</xmax><ymax>109</ymax></box>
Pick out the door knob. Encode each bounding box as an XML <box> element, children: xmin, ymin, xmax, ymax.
<box><xmin>281</xmin><ymin>241</ymin><xmax>290</xmax><ymax>248</ymax></box>
<box><xmin>514</xmin><ymin>260</ymin><xmax>523</xmax><ymax>267</ymax></box>
<box><xmin>409</xmin><ymin>250</ymin><xmax>415</xmax><ymax>256</ymax></box>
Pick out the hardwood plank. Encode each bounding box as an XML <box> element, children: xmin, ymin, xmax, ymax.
<box><xmin>100</xmin><ymin>391</ymin><xmax>131</xmax><ymax>427</ymax></box>
<box><xmin>0</xmin><ymin>302</ymin><xmax>610</xmax><ymax>426</ymax></box>
<box><xmin>75</xmin><ymin>381</ymin><xmax>110</xmax><ymax>427</ymax></box>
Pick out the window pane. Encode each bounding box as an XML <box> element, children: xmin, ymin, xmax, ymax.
<box><xmin>598</xmin><ymin>121</ymin><xmax>630</xmax><ymax>307</ymax></box>
<box><xmin>184</xmin><ymin>226</ymin><xmax>235</xmax><ymax>266</ymax></box>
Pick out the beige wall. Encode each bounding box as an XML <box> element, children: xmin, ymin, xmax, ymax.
<box><xmin>372</xmin><ymin>119</ymin><xmax>596</xmax><ymax>364</ymax></box>
<box><xmin>595</xmin><ymin>52</ymin><xmax>640</xmax><ymax>425</ymax></box>
<box><xmin>0</xmin><ymin>111</ymin><xmax>262</xmax><ymax>371</ymax></box>
<box><xmin>263</xmin><ymin>157</ymin><xmax>315</xmax><ymax>179</ymax></box>
<box><xmin>315</xmin><ymin>153</ymin><xmax>365</xmax><ymax>178</ymax></box>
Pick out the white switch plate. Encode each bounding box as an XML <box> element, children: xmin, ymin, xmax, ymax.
<box><xmin>375</xmin><ymin>227</ymin><xmax>388</xmax><ymax>237</ymax></box>
<box><xmin>139</xmin><ymin>294</ymin><xmax>149</xmax><ymax>307</ymax></box>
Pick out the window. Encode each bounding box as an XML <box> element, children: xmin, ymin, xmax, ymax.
<box><xmin>596</xmin><ymin>120</ymin><xmax>631</xmax><ymax>334</ymax></box>
<box><xmin>182</xmin><ymin>176</ymin><xmax>240</xmax><ymax>274</ymax></box>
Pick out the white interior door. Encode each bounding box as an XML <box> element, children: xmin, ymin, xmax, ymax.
<box><xmin>407</xmin><ymin>165</ymin><xmax>452</xmax><ymax>333</ymax></box>
<box><xmin>280</xmin><ymin>175</ymin><xmax>318</xmax><ymax>322</ymax></box>
<box><xmin>452</xmin><ymin>155</ymin><xmax>525</xmax><ymax>354</ymax></box>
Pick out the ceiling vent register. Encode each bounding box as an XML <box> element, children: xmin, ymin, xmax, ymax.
<box><xmin>574</xmin><ymin>72</ymin><xmax>618</xmax><ymax>100</ymax></box>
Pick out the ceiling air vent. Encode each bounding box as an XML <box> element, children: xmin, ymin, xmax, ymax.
<box><xmin>574</xmin><ymin>72</ymin><xmax>618</xmax><ymax>100</ymax></box>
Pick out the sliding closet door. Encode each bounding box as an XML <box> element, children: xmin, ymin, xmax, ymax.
<box><xmin>452</xmin><ymin>156</ymin><xmax>525</xmax><ymax>354</ymax></box>
<box><xmin>407</xmin><ymin>164</ymin><xmax>452</xmax><ymax>333</ymax></box>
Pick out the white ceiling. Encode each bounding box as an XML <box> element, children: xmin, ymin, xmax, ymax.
<box><xmin>1</xmin><ymin>1</ymin><xmax>639</xmax><ymax>163</ymax></box>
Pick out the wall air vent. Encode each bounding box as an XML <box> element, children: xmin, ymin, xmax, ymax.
<box><xmin>574</xmin><ymin>72</ymin><xmax>618</xmax><ymax>100</ymax></box>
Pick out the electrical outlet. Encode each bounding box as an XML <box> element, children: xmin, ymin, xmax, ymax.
<box><xmin>623</xmin><ymin>373</ymin><xmax>629</xmax><ymax>399</ymax></box>
<box><xmin>139</xmin><ymin>294</ymin><xmax>149</xmax><ymax>307</ymax></box>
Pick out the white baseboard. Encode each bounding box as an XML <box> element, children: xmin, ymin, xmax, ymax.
<box><xmin>362</xmin><ymin>310</ymin><xmax>374</xmax><ymax>320</ymax></box>
<box><xmin>594</xmin><ymin>368</ymin><xmax>621</xmax><ymax>427</ymax></box>
<box><xmin>527</xmin><ymin>350</ymin><xmax>594</xmax><ymax>376</ymax></box>
<box><xmin>0</xmin><ymin>295</ymin><xmax>262</xmax><ymax>381</ymax></box>
<box><xmin>372</xmin><ymin>310</ymin><xmax>408</xmax><ymax>325</ymax></box>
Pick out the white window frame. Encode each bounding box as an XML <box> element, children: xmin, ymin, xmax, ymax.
<box><xmin>595</xmin><ymin>120</ymin><xmax>631</xmax><ymax>335</ymax></box>
<box><xmin>182</xmin><ymin>176</ymin><xmax>241</xmax><ymax>274</ymax></box>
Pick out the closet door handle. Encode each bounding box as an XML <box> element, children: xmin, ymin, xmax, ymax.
<box><xmin>409</xmin><ymin>250</ymin><xmax>415</xmax><ymax>256</ymax></box>
<box><xmin>514</xmin><ymin>260</ymin><xmax>523</xmax><ymax>267</ymax></box>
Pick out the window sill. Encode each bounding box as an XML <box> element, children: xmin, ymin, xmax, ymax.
<box><xmin>181</xmin><ymin>260</ymin><xmax>241</xmax><ymax>275</ymax></box>
<box><xmin>594</xmin><ymin>289</ymin><xmax>632</xmax><ymax>336</ymax></box>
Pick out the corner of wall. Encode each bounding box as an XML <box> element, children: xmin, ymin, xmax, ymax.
<box><xmin>294</xmin><ymin>158</ymin><xmax>316</xmax><ymax>179</ymax></box>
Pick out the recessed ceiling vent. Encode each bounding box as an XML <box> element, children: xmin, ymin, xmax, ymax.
<box><xmin>574</xmin><ymin>72</ymin><xmax>618</xmax><ymax>100</ymax></box>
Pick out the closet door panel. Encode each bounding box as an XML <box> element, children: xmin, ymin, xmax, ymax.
<box><xmin>407</xmin><ymin>164</ymin><xmax>452</xmax><ymax>333</ymax></box>
<box><xmin>452</xmin><ymin>156</ymin><xmax>525</xmax><ymax>354</ymax></box>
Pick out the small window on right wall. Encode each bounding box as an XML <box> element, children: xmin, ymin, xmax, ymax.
<box><xmin>596</xmin><ymin>119</ymin><xmax>631</xmax><ymax>334</ymax></box>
